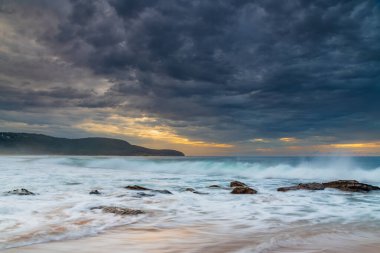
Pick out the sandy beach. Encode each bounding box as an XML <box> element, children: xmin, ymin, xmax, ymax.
<box><xmin>3</xmin><ymin>222</ymin><xmax>380</xmax><ymax>253</ymax></box>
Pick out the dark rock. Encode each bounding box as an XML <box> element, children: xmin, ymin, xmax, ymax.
<box><xmin>277</xmin><ymin>186</ymin><xmax>298</xmax><ymax>192</ymax></box>
<box><xmin>323</xmin><ymin>180</ymin><xmax>380</xmax><ymax>192</ymax></box>
<box><xmin>92</xmin><ymin>206</ymin><xmax>144</xmax><ymax>215</ymax></box>
<box><xmin>125</xmin><ymin>185</ymin><xmax>151</xmax><ymax>191</ymax></box>
<box><xmin>277</xmin><ymin>180</ymin><xmax>380</xmax><ymax>193</ymax></box>
<box><xmin>231</xmin><ymin>186</ymin><xmax>257</xmax><ymax>194</ymax></box>
<box><xmin>208</xmin><ymin>185</ymin><xmax>221</xmax><ymax>188</ymax></box>
<box><xmin>89</xmin><ymin>190</ymin><xmax>101</xmax><ymax>195</ymax></box>
<box><xmin>153</xmin><ymin>189</ymin><xmax>173</xmax><ymax>194</ymax></box>
<box><xmin>185</xmin><ymin>188</ymin><xmax>209</xmax><ymax>195</ymax></box>
<box><xmin>323</xmin><ymin>180</ymin><xmax>358</xmax><ymax>187</ymax></box>
<box><xmin>277</xmin><ymin>183</ymin><xmax>325</xmax><ymax>192</ymax></box>
<box><xmin>230</xmin><ymin>181</ymin><xmax>247</xmax><ymax>187</ymax></box>
<box><xmin>6</xmin><ymin>188</ymin><xmax>35</xmax><ymax>195</ymax></box>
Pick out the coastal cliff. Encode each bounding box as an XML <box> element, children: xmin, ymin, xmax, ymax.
<box><xmin>0</xmin><ymin>132</ymin><xmax>184</xmax><ymax>156</ymax></box>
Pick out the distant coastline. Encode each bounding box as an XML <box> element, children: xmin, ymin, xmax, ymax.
<box><xmin>0</xmin><ymin>132</ymin><xmax>184</xmax><ymax>156</ymax></box>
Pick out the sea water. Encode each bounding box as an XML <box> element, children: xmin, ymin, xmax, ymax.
<box><xmin>0</xmin><ymin>156</ymin><xmax>379</xmax><ymax>250</ymax></box>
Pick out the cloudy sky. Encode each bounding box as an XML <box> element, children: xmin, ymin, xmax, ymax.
<box><xmin>0</xmin><ymin>0</ymin><xmax>379</xmax><ymax>155</ymax></box>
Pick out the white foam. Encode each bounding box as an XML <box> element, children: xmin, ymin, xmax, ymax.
<box><xmin>0</xmin><ymin>156</ymin><xmax>379</xmax><ymax>249</ymax></box>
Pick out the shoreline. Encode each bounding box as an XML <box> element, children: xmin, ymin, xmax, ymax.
<box><xmin>3</xmin><ymin>223</ymin><xmax>380</xmax><ymax>253</ymax></box>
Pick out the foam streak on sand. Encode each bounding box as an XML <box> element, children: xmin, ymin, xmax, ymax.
<box><xmin>0</xmin><ymin>156</ymin><xmax>380</xmax><ymax>252</ymax></box>
<box><xmin>2</xmin><ymin>224</ymin><xmax>380</xmax><ymax>253</ymax></box>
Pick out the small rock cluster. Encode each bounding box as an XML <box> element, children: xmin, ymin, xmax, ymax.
<box><xmin>5</xmin><ymin>179</ymin><xmax>379</xmax><ymax>217</ymax></box>
<box><xmin>230</xmin><ymin>181</ymin><xmax>257</xmax><ymax>194</ymax></box>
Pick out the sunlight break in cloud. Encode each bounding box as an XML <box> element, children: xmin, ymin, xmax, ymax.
<box><xmin>279</xmin><ymin>137</ymin><xmax>297</xmax><ymax>143</ymax></box>
<box><xmin>250</xmin><ymin>138</ymin><xmax>269</xmax><ymax>143</ymax></box>
<box><xmin>75</xmin><ymin>115</ymin><xmax>233</xmax><ymax>148</ymax></box>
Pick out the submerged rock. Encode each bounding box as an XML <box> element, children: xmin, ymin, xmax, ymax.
<box><xmin>125</xmin><ymin>185</ymin><xmax>151</xmax><ymax>191</ymax></box>
<box><xmin>231</xmin><ymin>186</ymin><xmax>257</xmax><ymax>194</ymax></box>
<box><xmin>277</xmin><ymin>183</ymin><xmax>325</xmax><ymax>192</ymax></box>
<box><xmin>153</xmin><ymin>189</ymin><xmax>173</xmax><ymax>194</ymax></box>
<box><xmin>230</xmin><ymin>181</ymin><xmax>247</xmax><ymax>187</ymax></box>
<box><xmin>89</xmin><ymin>190</ymin><xmax>101</xmax><ymax>195</ymax></box>
<box><xmin>103</xmin><ymin>207</ymin><xmax>144</xmax><ymax>215</ymax></box>
<box><xmin>6</xmin><ymin>188</ymin><xmax>35</xmax><ymax>195</ymax></box>
<box><xmin>125</xmin><ymin>185</ymin><xmax>172</xmax><ymax>194</ymax></box>
<box><xmin>208</xmin><ymin>185</ymin><xmax>221</xmax><ymax>188</ymax></box>
<box><xmin>135</xmin><ymin>192</ymin><xmax>155</xmax><ymax>197</ymax></box>
<box><xmin>65</xmin><ymin>182</ymin><xmax>81</xmax><ymax>185</ymax></box>
<box><xmin>185</xmin><ymin>188</ymin><xmax>209</xmax><ymax>195</ymax></box>
<box><xmin>93</xmin><ymin>206</ymin><xmax>144</xmax><ymax>215</ymax></box>
<box><xmin>323</xmin><ymin>180</ymin><xmax>380</xmax><ymax>192</ymax></box>
<box><xmin>208</xmin><ymin>185</ymin><xmax>229</xmax><ymax>190</ymax></box>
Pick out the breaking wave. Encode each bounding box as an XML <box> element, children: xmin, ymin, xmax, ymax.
<box><xmin>0</xmin><ymin>156</ymin><xmax>379</xmax><ymax>250</ymax></box>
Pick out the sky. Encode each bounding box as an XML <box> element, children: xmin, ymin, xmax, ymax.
<box><xmin>0</xmin><ymin>0</ymin><xmax>379</xmax><ymax>156</ymax></box>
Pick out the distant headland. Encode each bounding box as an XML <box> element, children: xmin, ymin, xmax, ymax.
<box><xmin>0</xmin><ymin>132</ymin><xmax>184</xmax><ymax>156</ymax></box>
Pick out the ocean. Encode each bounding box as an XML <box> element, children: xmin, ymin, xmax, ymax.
<box><xmin>1</xmin><ymin>156</ymin><xmax>380</xmax><ymax>252</ymax></box>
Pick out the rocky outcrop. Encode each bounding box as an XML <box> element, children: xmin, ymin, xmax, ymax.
<box><xmin>231</xmin><ymin>186</ymin><xmax>257</xmax><ymax>194</ymax></box>
<box><xmin>89</xmin><ymin>190</ymin><xmax>101</xmax><ymax>195</ymax></box>
<box><xmin>277</xmin><ymin>183</ymin><xmax>325</xmax><ymax>192</ymax></box>
<box><xmin>6</xmin><ymin>188</ymin><xmax>35</xmax><ymax>195</ymax></box>
<box><xmin>93</xmin><ymin>206</ymin><xmax>145</xmax><ymax>215</ymax></box>
<box><xmin>323</xmin><ymin>180</ymin><xmax>380</xmax><ymax>192</ymax></box>
<box><xmin>230</xmin><ymin>181</ymin><xmax>247</xmax><ymax>187</ymax></box>
<box><xmin>277</xmin><ymin>180</ymin><xmax>380</xmax><ymax>193</ymax></box>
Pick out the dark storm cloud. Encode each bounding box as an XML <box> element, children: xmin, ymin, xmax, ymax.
<box><xmin>1</xmin><ymin>0</ymin><xmax>380</xmax><ymax>146</ymax></box>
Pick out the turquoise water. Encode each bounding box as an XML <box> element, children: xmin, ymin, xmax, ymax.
<box><xmin>0</xmin><ymin>156</ymin><xmax>379</xmax><ymax>250</ymax></box>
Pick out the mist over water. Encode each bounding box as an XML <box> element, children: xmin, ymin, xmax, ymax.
<box><xmin>0</xmin><ymin>156</ymin><xmax>379</xmax><ymax>251</ymax></box>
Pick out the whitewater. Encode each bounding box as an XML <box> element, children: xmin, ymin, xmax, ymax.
<box><xmin>1</xmin><ymin>156</ymin><xmax>380</xmax><ymax>252</ymax></box>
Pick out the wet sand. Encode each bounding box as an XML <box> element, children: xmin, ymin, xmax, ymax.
<box><xmin>3</xmin><ymin>223</ymin><xmax>380</xmax><ymax>253</ymax></box>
